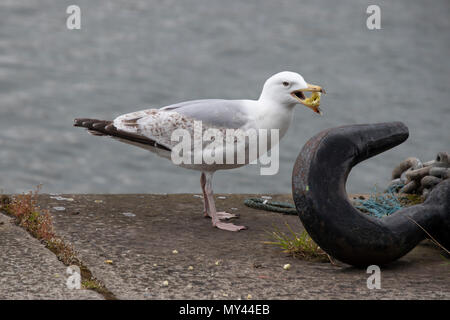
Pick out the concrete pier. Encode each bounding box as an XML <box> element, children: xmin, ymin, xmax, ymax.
<box><xmin>1</xmin><ymin>194</ymin><xmax>449</xmax><ymax>299</ymax></box>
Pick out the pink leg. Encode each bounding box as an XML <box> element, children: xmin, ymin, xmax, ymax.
<box><xmin>201</xmin><ymin>173</ymin><xmax>238</xmax><ymax>220</ymax></box>
<box><xmin>202</xmin><ymin>172</ymin><xmax>247</xmax><ymax>232</ymax></box>
<box><xmin>200</xmin><ymin>172</ymin><xmax>209</xmax><ymax>217</ymax></box>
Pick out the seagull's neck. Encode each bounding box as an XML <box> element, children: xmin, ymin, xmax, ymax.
<box><xmin>256</xmin><ymin>94</ymin><xmax>296</xmax><ymax>115</ymax></box>
<box><xmin>248</xmin><ymin>97</ymin><xmax>296</xmax><ymax>139</ymax></box>
<box><xmin>257</xmin><ymin>96</ymin><xmax>295</xmax><ymax>109</ymax></box>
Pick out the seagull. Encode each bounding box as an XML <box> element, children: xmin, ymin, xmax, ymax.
<box><xmin>74</xmin><ymin>71</ymin><xmax>325</xmax><ymax>231</ymax></box>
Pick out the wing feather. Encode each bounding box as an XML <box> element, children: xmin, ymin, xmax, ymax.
<box><xmin>113</xmin><ymin>99</ymin><xmax>252</xmax><ymax>149</ymax></box>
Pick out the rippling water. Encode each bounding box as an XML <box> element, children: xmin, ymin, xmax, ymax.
<box><xmin>0</xmin><ymin>0</ymin><xmax>449</xmax><ymax>194</ymax></box>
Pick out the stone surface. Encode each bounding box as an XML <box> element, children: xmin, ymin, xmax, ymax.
<box><xmin>22</xmin><ymin>193</ymin><xmax>450</xmax><ymax>300</ymax></box>
<box><xmin>0</xmin><ymin>213</ymin><xmax>102</xmax><ymax>300</ymax></box>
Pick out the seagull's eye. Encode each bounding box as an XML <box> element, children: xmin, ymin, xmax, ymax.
<box><xmin>282</xmin><ymin>81</ymin><xmax>290</xmax><ymax>87</ymax></box>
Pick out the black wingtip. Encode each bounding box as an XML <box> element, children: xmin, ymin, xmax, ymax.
<box><xmin>74</xmin><ymin>118</ymin><xmax>88</xmax><ymax>127</ymax></box>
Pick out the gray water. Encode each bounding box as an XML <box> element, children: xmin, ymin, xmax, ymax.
<box><xmin>0</xmin><ymin>0</ymin><xmax>449</xmax><ymax>195</ymax></box>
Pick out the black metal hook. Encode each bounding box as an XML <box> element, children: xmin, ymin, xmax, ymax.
<box><xmin>292</xmin><ymin>122</ymin><xmax>450</xmax><ymax>267</ymax></box>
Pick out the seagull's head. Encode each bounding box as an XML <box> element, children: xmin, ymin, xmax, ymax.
<box><xmin>260</xmin><ymin>71</ymin><xmax>325</xmax><ymax>115</ymax></box>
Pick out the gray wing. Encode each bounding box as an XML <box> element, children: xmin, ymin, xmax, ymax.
<box><xmin>113</xmin><ymin>99</ymin><xmax>252</xmax><ymax>150</ymax></box>
<box><xmin>160</xmin><ymin>99</ymin><xmax>250</xmax><ymax>129</ymax></box>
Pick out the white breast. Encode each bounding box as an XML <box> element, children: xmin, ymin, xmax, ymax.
<box><xmin>243</xmin><ymin>100</ymin><xmax>295</xmax><ymax>141</ymax></box>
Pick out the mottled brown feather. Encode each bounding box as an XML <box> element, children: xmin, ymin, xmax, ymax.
<box><xmin>73</xmin><ymin>118</ymin><xmax>171</xmax><ymax>151</ymax></box>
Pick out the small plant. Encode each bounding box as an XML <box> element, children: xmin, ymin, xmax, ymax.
<box><xmin>82</xmin><ymin>279</ymin><xmax>103</xmax><ymax>290</ymax></box>
<box><xmin>398</xmin><ymin>194</ymin><xmax>423</xmax><ymax>207</ymax></box>
<box><xmin>0</xmin><ymin>186</ymin><xmax>116</xmax><ymax>299</ymax></box>
<box><xmin>1</xmin><ymin>187</ymin><xmax>79</xmax><ymax>265</ymax></box>
<box><xmin>265</xmin><ymin>222</ymin><xmax>330</xmax><ymax>262</ymax></box>
<box><xmin>1</xmin><ymin>186</ymin><xmax>56</xmax><ymax>241</ymax></box>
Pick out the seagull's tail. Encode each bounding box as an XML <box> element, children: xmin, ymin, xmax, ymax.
<box><xmin>73</xmin><ymin>118</ymin><xmax>113</xmax><ymax>136</ymax></box>
<box><xmin>73</xmin><ymin>118</ymin><xmax>171</xmax><ymax>151</ymax></box>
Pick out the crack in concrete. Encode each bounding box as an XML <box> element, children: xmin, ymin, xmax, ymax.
<box><xmin>0</xmin><ymin>205</ymin><xmax>117</xmax><ymax>300</ymax></box>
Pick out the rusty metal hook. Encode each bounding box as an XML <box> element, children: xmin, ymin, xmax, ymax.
<box><xmin>292</xmin><ymin>122</ymin><xmax>450</xmax><ymax>267</ymax></box>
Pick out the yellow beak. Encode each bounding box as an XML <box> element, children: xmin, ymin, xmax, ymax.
<box><xmin>291</xmin><ymin>83</ymin><xmax>326</xmax><ymax>115</ymax></box>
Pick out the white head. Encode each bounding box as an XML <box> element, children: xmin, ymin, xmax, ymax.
<box><xmin>259</xmin><ymin>71</ymin><xmax>325</xmax><ymax>115</ymax></box>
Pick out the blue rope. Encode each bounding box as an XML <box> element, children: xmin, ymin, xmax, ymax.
<box><xmin>244</xmin><ymin>198</ymin><xmax>297</xmax><ymax>215</ymax></box>
<box><xmin>353</xmin><ymin>185</ymin><xmax>404</xmax><ymax>218</ymax></box>
<box><xmin>244</xmin><ymin>184</ymin><xmax>406</xmax><ymax>218</ymax></box>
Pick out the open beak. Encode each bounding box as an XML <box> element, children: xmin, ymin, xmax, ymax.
<box><xmin>291</xmin><ymin>83</ymin><xmax>326</xmax><ymax>115</ymax></box>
